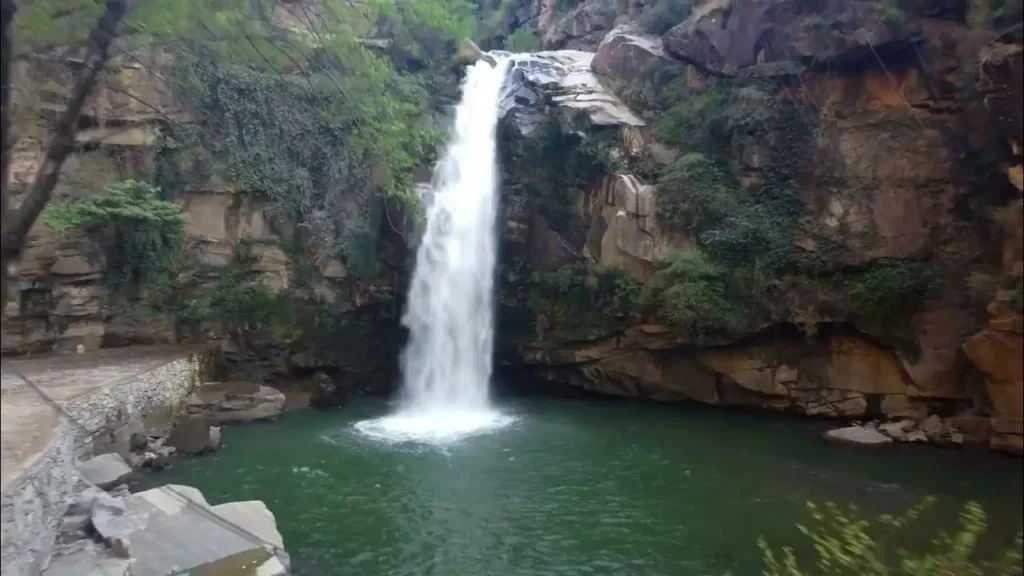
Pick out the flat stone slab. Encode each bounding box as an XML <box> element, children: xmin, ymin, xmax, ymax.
<box><xmin>1</xmin><ymin>346</ymin><xmax>207</xmax><ymax>490</ymax></box>
<box><xmin>77</xmin><ymin>453</ymin><xmax>132</xmax><ymax>489</ymax></box>
<box><xmin>91</xmin><ymin>484</ymin><xmax>288</xmax><ymax>576</ymax></box>
<box><xmin>824</xmin><ymin>426</ymin><xmax>894</xmax><ymax>446</ymax></box>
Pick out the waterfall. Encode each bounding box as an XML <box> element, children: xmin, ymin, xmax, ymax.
<box><xmin>355</xmin><ymin>56</ymin><xmax>517</xmax><ymax>444</ymax></box>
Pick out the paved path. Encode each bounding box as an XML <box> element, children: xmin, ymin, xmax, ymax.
<box><xmin>1</xmin><ymin>346</ymin><xmax>202</xmax><ymax>490</ymax></box>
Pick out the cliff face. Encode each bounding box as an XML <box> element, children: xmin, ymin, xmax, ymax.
<box><xmin>493</xmin><ymin>1</ymin><xmax>1023</xmax><ymax>452</ymax></box>
<box><xmin>4</xmin><ymin>0</ymin><xmax>1021</xmax><ymax>452</ymax></box>
<box><xmin>2</xmin><ymin>46</ymin><xmax>408</xmax><ymax>388</ymax></box>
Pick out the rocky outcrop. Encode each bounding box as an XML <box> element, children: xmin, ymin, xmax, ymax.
<box><xmin>493</xmin><ymin>0</ymin><xmax>1023</xmax><ymax>454</ymax></box>
<box><xmin>184</xmin><ymin>381</ymin><xmax>286</xmax><ymax>424</ymax></box>
<box><xmin>55</xmin><ymin>484</ymin><xmax>290</xmax><ymax>576</ymax></box>
<box><xmin>501</xmin><ymin>50</ymin><xmax>644</xmax><ymax>136</ymax></box>
<box><xmin>581</xmin><ymin>174</ymin><xmax>689</xmax><ymax>282</ymax></box>
<box><xmin>662</xmin><ymin>0</ymin><xmax>918</xmax><ymax>75</ymax></box>
<box><xmin>76</xmin><ymin>455</ymin><xmax>132</xmax><ymax>491</ymax></box>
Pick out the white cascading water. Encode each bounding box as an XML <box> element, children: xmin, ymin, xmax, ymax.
<box><xmin>355</xmin><ymin>55</ymin><xmax>517</xmax><ymax>444</ymax></box>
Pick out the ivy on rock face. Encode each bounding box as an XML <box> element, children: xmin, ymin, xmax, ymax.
<box><xmin>43</xmin><ymin>180</ymin><xmax>186</xmax><ymax>291</ymax></box>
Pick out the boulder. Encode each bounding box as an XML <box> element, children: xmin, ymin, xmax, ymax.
<box><xmin>824</xmin><ymin>426</ymin><xmax>894</xmax><ymax>446</ymax></box>
<box><xmin>41</xmin><ymin>542</ymin><xmax>133</xmax><ymax>576</ymax></box>
<box><xmin>185</xmin><ymin>381</ymin><xmax>286</xmax><ymax>424</ymax></box>
<box><xmin>592</xmin><ymin>26</ymin><xmax>688</xmax><ymax>96</ymax></box>
<box><xmin>878</xmin><ymin>419</ymin><xmax>916</xmax><ymax>440</ymax></box>
<box><xmin>168</xmin><ymin>416</ymin><xmax>216</xmax><ymax>455</ymax></box>
<box><xmin>93</xmin><ymin>484</ymin><xmax>290</xmax><ymax>576</ymax></box>
<box><xmin>500</xmin><ymin>50</ymin><xmax>644</xmax><ymax>137</ymax></box>
<box><xmin>663</xmin><ymin>0</ymin><xmax>917</xmax><ymax>76</ymax></box>
<box><xmin>77</xmin><ymin>454</ymin><xmax>132</xmax><ymax>490</ymax></box>
<box><xmin>309</xmin><ymin>372</ymin><xmax>348</xmax><ymax>410</ymax></box>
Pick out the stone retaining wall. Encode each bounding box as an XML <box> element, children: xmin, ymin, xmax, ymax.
<box><xmin>0</xmin><ymin>348</ymin><xmax>217</xmax><ymax>576</ymax></box>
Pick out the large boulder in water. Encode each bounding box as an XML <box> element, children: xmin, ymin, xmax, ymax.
<box><xmin>185</xmin><ymin>381</ymin><xmax>286</xmax><ymax>424</ymax></box>
<box><xmin>309</xmin><ymin>371</ymin><xmax>349</xmax><ymax>410</ymax></box>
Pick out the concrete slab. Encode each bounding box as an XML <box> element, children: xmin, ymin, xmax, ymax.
<box><xmin>1</xmin><ymin>346</ymin><xmax>207</xmax><ymax>490</ymax></box>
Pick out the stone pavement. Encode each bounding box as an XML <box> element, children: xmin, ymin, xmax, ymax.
<box><xmin>1</xmin><ymin>346</ymin><xmax>204</xmax><ymax>491</ymax></box>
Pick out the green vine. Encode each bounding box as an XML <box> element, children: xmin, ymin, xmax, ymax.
<box><xmin>43</xmin><ymin>180</ymin><xmax>186</xmax><ymax>291</ymax></box>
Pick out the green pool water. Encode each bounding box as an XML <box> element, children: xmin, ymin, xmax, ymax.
<box><xmin>149</xmin><ymin>397</ymin><xmax>1024</xmax><ymax>576</ymax></box>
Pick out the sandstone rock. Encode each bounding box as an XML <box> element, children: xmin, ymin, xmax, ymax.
<box><xmin>68</xmin><ymin>486</ymin><xmax>107</xmax><ymax>516</ymax></box>
<box><xmin>582</xmin><ymin>174</ymin><xmax>688</xmax><ymax>283</ymax></box>
<box><xmin>698</xmin><ymin>345</ymin><xmax>793</xmax><ymax>397</ymax></box>
<box><xmin>168</xmin><ymin>416</ymin><xmax>216</xmax><ymax>455</ymax></box>
<box><xmin>946</xmin><ymin>414</ymin><xmax>992</xmax><ymax>444</ymax></box>
<box><xmin>77</xmin><ymin>454</ymin><xmax>132</xmax><ymax>490</ymax></box>
<box><xmin>543</xmin><ymin>0</ymin><xmax>617</xmax><ymax>49</ymax></box>
<box><xmin>664</xmin><ymin>0</ymin><xmax>916</xmax><ymax>76</ymax></box>
<box><xmin>824</xmin><ymin>336</ymin><xmax>911</xmax><ymax>395</ymax></box>
<box><xmin>592</xmin><ymin>26</ymin><xmax>687</xmax><ymax>102</ymax></box>
<box><xmin>824</xmin><ymin>426</ymin><xmax>894</xmax><ymax>446</ymax></box>
<box><xmin>104</xmin><ymin>484</ymin><xmax>290</xmax><ymax>576</ymax></box>
<box><xmin>906</xmin><ymin>430</ymin><xmax>929</xmax><ymax>443</ymax></box>
<box><xmin>41</xmin><ymin>542</ymin><xmax>133</xmax><ymax>576</ymax></box>
<box><xmin>501</xmin><ymin>51</ymin><xmax>643</xmax><ymax>136</ymax></box>
<box><xmin>878</xmin><ymin>419</ymin><xmax>915</xmax><ymax>440</ymax></box>
<box><xmin>309</xmin><ymin>372</ymin><xmax>348</xmax><ymax>410</ymax></box>
<box><xmin>919</xmin><ymin>414</ymin><xmax>945</xmax><ymax>437</ymax></box>
<box><xmin>185</xmin><ymin>381</ymin><xmax>286</xmax><ymax>424</ymax></box>
<box><xmin>456</xmin><ymin>38</ymin><xmax>486</xmax><ymax>65</ymax></box>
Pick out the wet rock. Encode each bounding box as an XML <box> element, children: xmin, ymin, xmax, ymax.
<box><xmin>824</xmin><ymin>426</ymin><xmax>894</xmax><ymax>446</ymax></box>
<box><xmin>663</xmin><ymin>0</ymin><xmax>917</xmax><ymax>76</ymax></box>
<box><xmin>185</xmin><ymin>381</ymin><xmax>286</xmax><ymax>424</ymax></box>
<box><xmin>310</xmin><ymin>372</ymin><xmax>349</xmax><ymax>410</ymax></box>
<box><xmin>168</xmin><ymin>416</ymin><xmax>216</xmax><ymax>455</ymax></box>
<box><xmin>77</xmin><ymin>454</ymin><xmax>132</xmax><ymax>490</ymax></box>
<box><xmin>920</xmin><ymin>414</ymin><xmax>945</xmax><ymax>437</ymax></box>
<box><xmin>500</xmin><ymin>50</ymin><xmax>643</xmax><ymax>137</ymax></box>
<box><xmin>41</xmin><ymin>542</ymin><xmax>133</xmax><ymax>576</ymax></box>
<box><xmin>907</xmin><ymin>430</ymin><xmax>930</xmax><ymax>443</ymax></box>
<box><xmin>878</xmin><ymin>419</ymin><xmax>916</xmax><ymax>440</ymax></box>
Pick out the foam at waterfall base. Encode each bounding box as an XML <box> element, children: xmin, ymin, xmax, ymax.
<box><xmin>354</xmin><ymin>407</ymin><xmax>518</xmax><ymax>445</ymax></box>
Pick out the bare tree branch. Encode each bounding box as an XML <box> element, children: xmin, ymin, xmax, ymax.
<box><xmin>1</xmin><ymin>0</ymin><xmax>18</xmax><ymax>308</ymax></box>
<box><xmin>1</xmin><ymin>0</ymin><xmax>130</xmax><ymax>308</ymax></box>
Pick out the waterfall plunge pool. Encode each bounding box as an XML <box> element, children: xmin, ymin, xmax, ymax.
<box><xmin>147</xmin><ymin>397</ymin><xmax>1024</xmax><ymax>576</ymax></box>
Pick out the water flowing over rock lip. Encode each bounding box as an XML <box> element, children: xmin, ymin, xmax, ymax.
<box><xmin>352</xmin><ymin>408</ymin><xmax>520</xmax><ymax>445</ymax></box>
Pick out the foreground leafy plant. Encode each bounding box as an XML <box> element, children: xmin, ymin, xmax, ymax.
<box><xmin>759</xmin><ymin>499</ymin><xmax>1023</xmax><ymax>576</ymax></box>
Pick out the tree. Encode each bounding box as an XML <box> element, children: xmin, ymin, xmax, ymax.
<box><xmin>1</xmin><ymin>0</ymin><xmax>128</xmax><ymax>309</ymax></box>
<box><xmin>0</xmin><ymin>0</ymin><xmax>475</xmax><ymax>310</ymax></box>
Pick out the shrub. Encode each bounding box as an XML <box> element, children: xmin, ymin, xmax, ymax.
<box><xmin>759</xmin><ymin>499</ymin><xmax>1023</xmax><ymax>576</ymax></box>
<box><xmin>43</xmin><ymin>180</ymin><xmax>186</xmax><ymax>290</ymax></box>
<box><xmin>503</xmin><ymin>28</ymin><xmax>541</xmax><ymax>52</ymax></box>
<box><xmin>644</xmin><ymin>249</ymin><xmax>751</xmax><ymax>341</ymax></box>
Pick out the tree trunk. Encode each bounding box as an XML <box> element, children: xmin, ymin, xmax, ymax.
<box><xmin>0</xmin><ymin>0</ymin><xmax>129</xmax><ymax>313</ymax></box>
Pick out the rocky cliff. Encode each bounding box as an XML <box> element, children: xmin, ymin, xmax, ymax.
<box><xmin>3</xmin><ymin>0</ymin><xmax>1021</xmax><ymax>452</ymax></box>
<box><xmin>491</xmin><ymin>0</ymin><xmax>1023</xmax><ymax>453</ymax></box>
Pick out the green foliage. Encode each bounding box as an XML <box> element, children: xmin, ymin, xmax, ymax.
<box><xmin>844</xmin><ymin>261</ymin><xmax>937</xmax><ymax>350</ymax></box>
<box><xmin>644</xmin><ymin>249</ymin><xmax>751</xmax><ymax>341</ymax></box>
<box><xmin>501</xmin><ymin>120</ymin><xmax>620</xmax><ymax>234</ymax></box>
<box><xmin>521</xmin><ymin>264</ymin><xmax>643</xmax><ymax>339</ymax></box>
<box><xmin>43</xmin><ymin>181</ymin><xmax>185</xmax><ymax>290</ymax></box>
<box><xmin>760</xmin><ymin>499</ymin><xmax>1023</xmax><ymax>576</ymax></box>
<box><xmin>503</xmin><ymin>28</ymin><xmax>541</xmax><ymax>52</ymax></box>
<box><xmin>847</xmin><ymin>261</ymin><xmax>937</xmax><ymax>318</ymax></box>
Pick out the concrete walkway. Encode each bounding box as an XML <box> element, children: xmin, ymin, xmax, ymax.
<box><xmin>1</xmin><ymin>346</ymin><xmax>205</xmax><ymax>491</ymax></box>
